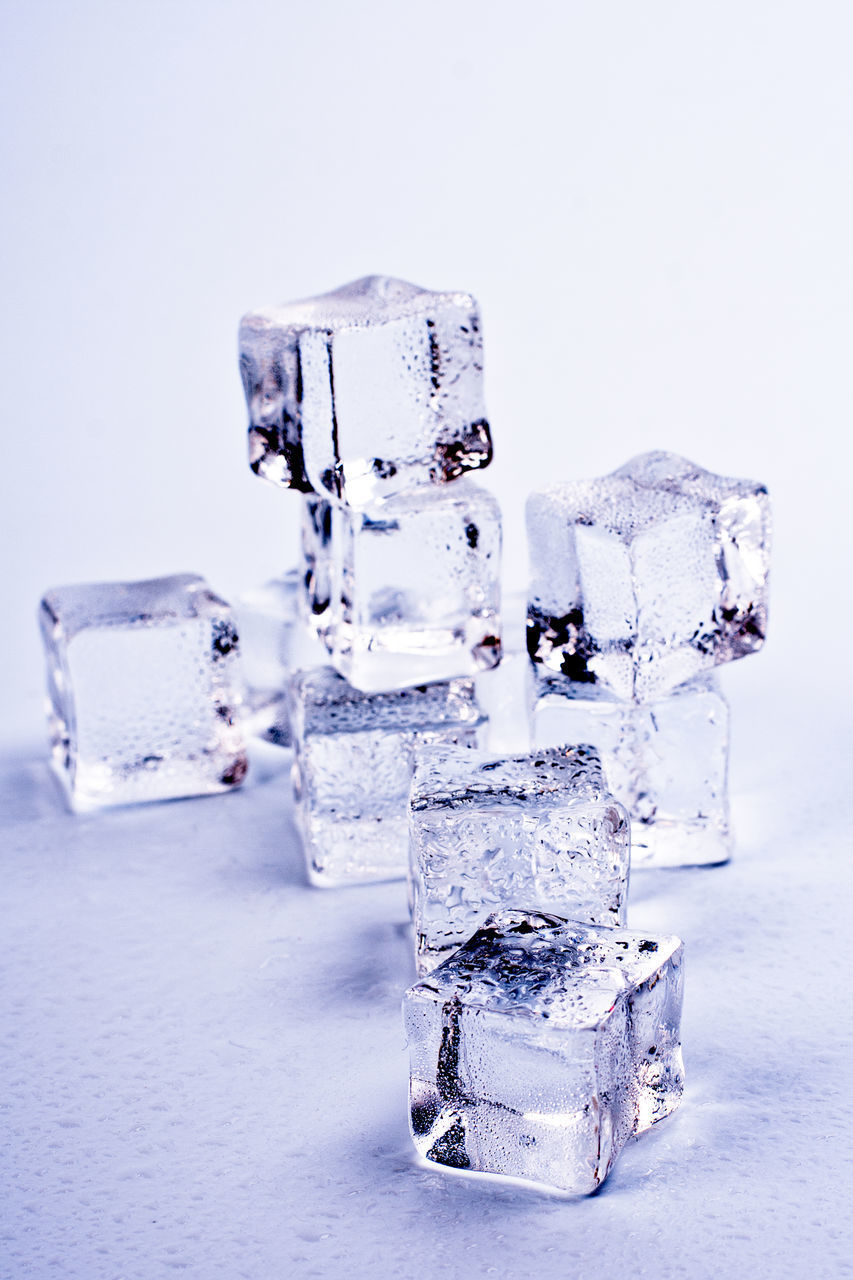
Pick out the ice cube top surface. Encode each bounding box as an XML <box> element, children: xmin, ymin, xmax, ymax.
<box><xmin>242</xmin><ymin>275</ymin><xmax>474</xmax><ymax>334</ymax></box>
<box><xmin>527</xmin><ymin>450</ymin><xmax>771</xmax><ymax>700</ymax></box>
<box><xmin>411</xmin><ymin>742</ymin><xmax>607</xmax><ymax>811</ymax></box>
<box><xmin>413</xmin><ymin>910</ymin><xmax>682</xmax><ymax>1031</ymax></box>
<box><xmin>240</xmin><ymin>275</ymin><xmax>492</xmax><ymax>505</ymax></box>
<box><xmin>40</xmin><ymin>573</ymin><xmax>229</xmax><ymax>638</ymax></box>
<box><xmin>289</xmin><ymin>666</ymin><xmax>485</xmax><ymax>735</ymax></box>
<box><xmin>540</xmin><ymin>450</ymin><xmax>766</xmax><ymax>541</ymax></box>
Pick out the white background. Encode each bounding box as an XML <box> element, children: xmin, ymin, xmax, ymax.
<box><xmin>2</xmin><ymin>3</ymin><xmax>852</xmax><ymax>1278</ymax></box>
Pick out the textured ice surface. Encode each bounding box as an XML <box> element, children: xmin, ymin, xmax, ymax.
<box><xmin>39</xmin><ymin>575</ymin><xmax>248</xmax><ymax>811</ymax></box>
<box><xmin>527</xmin><ymin>451</ymin><xmax>771</xmax><ymax>702</ymax></box>
<box><xmin>288</xmin><ymin>667</ymin><xmax>486</xmax><ymax>885</ymax></box>
<box><xmin>321</xmin><ymin>479</ymin><xmax>502</xmax><ymax>692</ymax></box>
<box><xmin>404</xmin><ymin>909</ymin><xmax>684</xmax><ymax>1195</ymax></box>
<box><xmin>409</xmin><ymin>745</ymin><xmax>629</xmax><ymax>975</ymax></box>
<box><xmin>240</xmin><ymin>275</ymin><xmax>492</xmax><ymax>506</ymax></box>
<box><xmin>532</xmin><ymin>670</ymin><xmax>731</xmax><ymax>867</ymax></box>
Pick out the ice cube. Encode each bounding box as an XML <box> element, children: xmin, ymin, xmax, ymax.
<box><xmin>474</xmin><ymin>588</ymin><xmax>532</xmax><ymax>753</ymax></box>
<box><xmin>236</xmin><ymin>572</ymin><xmax>300</xmax><ymax>695</ymax></box>
<box><xmin>39</xmin><ymin>574</ymin><xmax>248</xmax><ymax>811</ymax></box>
<box><xmin>531</xmin><ymin>669</ymin><xmax>730</xmax><ymax>867</ymax></box>
<box><xmin>288</xmin><ymin>667</ymin><xmax>486</xmax><ymax>886</ymax></box>
<box><xmin>240</xmin><ymin>275</ymin><xmax>492</xmax><ymax>506</ymax></box>
<box><xmin>409</xmin><ymin>744</ymin><xmax>629</xmax><ymax>975</ymax></box>
<box><xmin>527</xmin><ymin>451</ymin><xmax>771</xmax><ymax>701</ymax></box>
<box><xmin>234</xmin><ymin>571</ymin><xmax>326</xmax><ymax>747</ymax></box>
<box><xmin>326</xmin><ymin>479</ymin><xmax>502</xmax><ymax>693</ymax></box>
<box><xmin>404</xmin><ymin>909</ymin><xmax>684</xmax><ymax>1194</ymax></box>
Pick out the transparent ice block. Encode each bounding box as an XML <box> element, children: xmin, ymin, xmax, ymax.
<box><xmin>527</xmin><ymin>451</ymin><xmax>771</xmax><ymax>701</ymax></box>
<box><xmin>327</xmin><ymin>479</ymin><xmax>502</xmax><ymax>693</ymax></box>
<box><xmin>240</xmin><ymin>275</ymin><xmax>492</xmax><ymax>506</ymax></box>
<box><xmin>236</xmin><ymin>572</ymin><xmax>299</xmax><ymax>689</ymax></box>
<box><xmin>235</xmin><ymin>571</ymin><xmax>327</xmax><ymax>747</ymax></box>
<box><xmin>404</xmin><ymin>909</ymin><xmax>684</xmax><ymax>1195</ymax></box>
<box><xmin>474</xmin><ymin>588</ymin><xmax>532</xmax><ymax>754</ymax></box>
<box><xmin>39</xmin><ymin>574</ymin><xmax>248</xmax><ymax>811</ymax></box>
<box><xmin>409</xmin><ymin>744</ymin><xmax>629</xmax><ymax>975</ymax></box>
<box><xmin>531</xmin><ymin>669</ymin><xmax>731</xmax><ymax>867</ymax></box>
<box><xmin>288</xmin><ymin>666</ymin><xmax>487</xmax><ymax>885</ymax></box>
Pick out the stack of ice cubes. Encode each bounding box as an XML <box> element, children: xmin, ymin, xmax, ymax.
<box><xmin>400</xmin><ymin>448</ymin><xmax>771</xmax><ymax>1193</ymax></box>
<box><xmin>527</xmin><ymin>451</ymin><xmax>772</xmax><ymax>867</ymax></box>
<box><xmin>238</xmin><ymin>275</ymin><xmax>502</xmax><ymax>885</ymax></box>
<box><xmin>34</xmin><ymin>271</ymin><xmax>775</xmax><ymax>1199</ymax></box>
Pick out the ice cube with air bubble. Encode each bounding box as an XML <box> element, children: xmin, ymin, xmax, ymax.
<box><xmin>404</xmin><ymin>909</ymin><xmax>684</xmax><ymax>1195</ymax></box>
<box><xmin>39</xmin><ymin>574</ymin><xmax>248</xmax><ymax>810</ymax></box>
<box><xmin>526</xmin><ymin>451</ymin><xmax>771</xmax><ymax>702</ymax></box>
<box><xmin>240</xmin><ymin>275</ymin><xmax>493</xmax><ymax>506</ymax></box>
<box><xmin>409</xmin><ymin>743</ymin><xmax>630</xmax><ymax>975</ymax></box>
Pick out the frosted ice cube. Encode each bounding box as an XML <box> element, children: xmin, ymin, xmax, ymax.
<box><xmin>39</xmin><ymin>574</ymin><xmax>248</xmax><ymax>811</ymax></box>
<box><xmin>409</xmin><ymin>744</ymin><xmax>629</xmax><ymax>975</ymax></box>
<box><xmin>404</xmin><ymin>909</ymin><xmax>684</xmax><ymax>1195</ymax></box>
<box><xmin>328</xmin><ymin>479</ymin><xmax>502</xmax><ymax>693</ymax></box>
<box><xmin>531</xmin><ymin>669</ymin><xmax>730</xmax><ymax>867</ymax></box>
<box><xmin>527</xmin><ymin>451</ymin><xmax>771</xmax><ymax>701</ymax></box>
<box><xmin>288</xmin><ymin>667</ymin><xmax>486</xmax><ymax>886</ymax></box>
<box><xmin>240</xmin><ymin>275</ymin><xmax>492</xmax><ymax>506</ymax></box>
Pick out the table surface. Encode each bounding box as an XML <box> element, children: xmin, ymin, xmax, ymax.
<box><xmin>2</xmin><ymin>663</ymin><xmax>851</xmax><ymax>1280</ymax></box>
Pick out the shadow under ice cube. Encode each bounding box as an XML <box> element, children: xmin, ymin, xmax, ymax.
<box><xmin>240</xmin><ymin>275</ymin><xmax>492</xmax><ymax>506</ymax></box>
<box><xmin>409</xmin><ymin>744</ymin><xmax>630</xmax><ymax>975</ymax></box>
<box><xmin>531</xmin><ymin>670</ymin><xmax>731</xmax><ymax>867</ymax></box>
<box><xmin>404</xmin><ymin>909</ymin><xmax>684</xmax><ymax>1195</ymax></box>
<box><xmin>527</xmin><ymin>451</ymin><xmax>771</xmax><ymax>701</ymax></box>
<box><xmin>38</xmin><ymin>574</ymin><xmax>248</xmax><ymax>811</ymax></box>
<box><xmin>288</xmin><ymin>667</ymin><xmax>486</xmax><ymax>886</ymax></box>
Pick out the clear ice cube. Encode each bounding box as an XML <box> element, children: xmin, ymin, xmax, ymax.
<box><xmin>240</xmin><ymin>275</ymin><xmax>492</xmax><ymax>506</ymax></box>
<box><xmin>236</xmin><ymin>572</ymin><xmax>300</xmax><ymax>695</ymax></box>
<box><xmin>409</xmin><ymin>744</ymin><xmax>629</xmax><ymax>975</ymax></box>
<box><xmin>39</xmin><ymin>574</ymin><xmax>248</xmax><ymax>811</ymax></box>
<box><xmin>404</xmin><ymin>909</ymin><xmax>684</xmax><ymax>1194</ymax></box>
<box><xmin>317</xmin><ymin>479</ymin><xmax>502</xmax><ymax>693</ymax></box>
<box><xmin>235</xmin><ymin>571</ymin><xmax>326</xmax><ymax>747</ymax></box>
<box><xmin>474</xmin><ymin>589</ymin><xmax>532</xmax><ymax>754</ymax></box>
<box><xmin>527</xmin><ymin>451</ymin><xmax>771</xmax><ymax>701</ymax></box>
<box><xmin>531</xmin><ymin>669</ymin><xmax>731</xmax><ymax>867</ymax></box>
<box><xmin>288</xmin><ymin>667</ymin><xmax>486</xmax><ymax>886</ymax></box>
